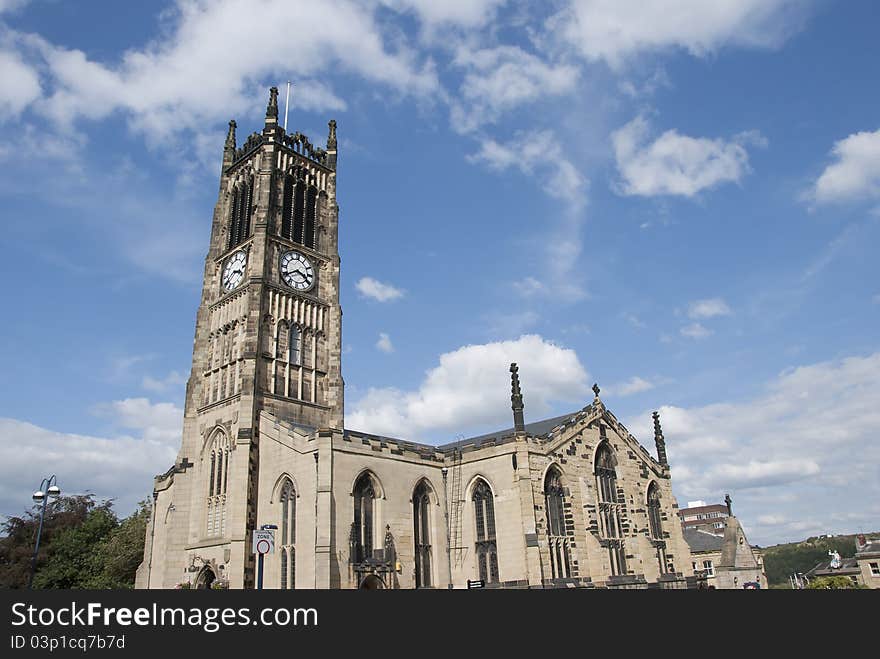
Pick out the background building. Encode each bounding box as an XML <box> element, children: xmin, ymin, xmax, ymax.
<box><xmin>678</xmin><ymin>500</ymin><xmax>729</xmax><ymax>536</ymax></box>
<box><xmin>804</xmin><ymin>535</ymin><xmax>880</xmax><ymax>588</ymax></box>
<box><xmin>682</xmin><ymin>498</ymin><xmax>767</xmax><ymax>588</ymax></box>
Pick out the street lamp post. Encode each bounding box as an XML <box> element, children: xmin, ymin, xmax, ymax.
<box><xmin>29</xmin><ymin>475</ymin><xmax>61</xmax><ymax>589</ymax></box>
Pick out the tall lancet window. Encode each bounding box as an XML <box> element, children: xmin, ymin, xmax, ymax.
<box><xmin>304</xmin><ymin>186</ymin><xmax>317</xmax><ymax>249</ymax></box>
<box><xmin>206</xmin><ymin>430</ymin><xmax>230</xmax><ymax>537</ymax></box>
<box><xmin>544</xmin><ymin>468</ymin><xmax>571</xmax><ymax>579</ymax></box>
<box><xmin>279</xmin><ymin>479</ymin><xmax>296</xmax><ymax>589</ymax></box>
<box><xmin>281</xmin><ymin>173</ymin><xmax>294</xmax><ymax>240</ymax></box>
<box><xmin>290</xmin><ymin>325</ymin><xmax>301</xmax><ymax>367</ymax></box>
<box><xmin>647</xmin><ymin>482</ymin><xmax>669</xmax><ymax>574</ymax></box>
<box><xmin>228</xmin><ymin>175</ymin><xmax>254</xmax><ymax>250</ymax></box>
<box><xmin>292</xmin><ymin>176</ymin><xmax>305</xmax><ymax>244</ymax></box>
<box><xmin>595</xmin><ymin>442</ymin><xmax>626</xmax><ymax>576</ymax></box>
<box><xmin>472</xmin><ymin>479</ymin><xmax>499</xmax><ymax>584</ymax></box>
<box><xmin>275</xmin><ymin>322</ymin><xmax>289</xmax><ymax>395</ymax></box>
<box><xmin>413</xmin><ymin>481</ymin><xmax>432</xmax><ymax>588</ymax></box>
<box><xmin>353</xmin><ymin>474</ymin><xmax>376</xmax><ymax>563</ymax></box>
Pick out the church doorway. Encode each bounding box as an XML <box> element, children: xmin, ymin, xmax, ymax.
<box><xmin>359</xmin><ymin>574</ymin><xmax>385</xmax><ymax>589</ymax></box>
<box><xmin>196</xmin><ymin>567</ymin><xmax>216</xmax><ymax>589</ymax></box>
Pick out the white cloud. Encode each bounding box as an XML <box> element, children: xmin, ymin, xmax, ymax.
<box><xmin>0</xmin><ymin>399</ymin><xmax>181</xmax><ymax>518</ymax></box>
<box><xmin>142</xmin><ymin>370</ymin><xmax>187</xmax><ymax>393</ymax></box>
<box><xmin>626</xmin><ymin>352</ymin><xmax>880</xmax><ymax>544</ymax></box>
<box><xmin>623</xmin><ymin>312</ymin><xmax>645</xmax><ymax>328</ymax></box>
<box><xmin>92</xmin><ymin>398</ymin><xmax>183</xmax><ymax>445</ymax></box>
<box><xmin>451</xmin><ymin>46</ymin><xmax>579</xmax><ymax>133</ymax></box>
<box><xmin>680</xmin><ymin>322</ymin><xmax>712</xmax><ymax>339</ymax></box>
<box><xmin>609</xmin><ymin>376</ymin><xmax>655</xmax><ymax>396</ymax></box>
<box><xmin>688</xmin><ymin>297</ymin><xmax>732</xmax><ymax>319</ymax></box>
<box><xmin>612</xmin><ymin>116</ymin><xmax>759</xmax><ymax>197</ymax></box>
<box><xmin>14</xmin><ymin>0</ymin><xmax>438</xmax><ymax>139</ymax></box>
<box><xmin>376</xmin><ymin>332</ymin><xmax>395</xmax><ymax>353</ymax></box>
<box><xmin>0</xmin><ymin>0</ymin><xmax>29</xmax><ymax>13</ymax></box>
<box><xmin>512</xmin><ymin>276</ymin><xmax>545</xmax><ymax>298</ymax></box>
<box><xmin>0</xmin><ymin>49</ymin><xmax>41</xmax><ymax>117</ymax></box>
<box><xmin>349</xmin><ymin>334</ymin><xmax>589</xmax><ymax>439</ymax></box>
<box><xmin>470</xmin><ymin>129</ymin><xmax>586</xmax><ymax>206</ymax></box>
<box><xmin>355</xmin><ymin>276</ymin><xmax>405</xmax><ymax>302</ymax></box>
<box><xmin>469</xmin><ymin>130</ymin><xmax>588</xmax><ymax>301</ymax></box>
<box><xmin>811</xmin><ymin>129</ymin><xmax>880</xmax><ymax>204</ymax></box>
<box><xmin>551</xmin><ymin>0</ymin><xmax>808</xmax><ymax>67</ymax></box>
<box><xmin>381</xmin><ymin>0</ymin><xmax>506</xmax><ymax>29</ymax></box>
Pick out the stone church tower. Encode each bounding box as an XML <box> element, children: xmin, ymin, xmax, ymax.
<box><xmin>137</xmin><ymin>88</ymin><xmax>343</xmax><ymax>589</ymax></box>
<box><xmin>138</xmin><ymin>88</ymin><xmax>695</xmax><ymax>590</ymax></box>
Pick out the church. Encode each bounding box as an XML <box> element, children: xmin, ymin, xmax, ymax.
<box><xmin>135</xmin><ymin>88</ymin><xmax>695</xmax><ymax>590</ymax></box>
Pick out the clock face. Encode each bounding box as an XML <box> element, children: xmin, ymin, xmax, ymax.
<box><xmin>280</xmin><ymin>251</ymin><xmax>315</xmax><ymax>291</ymax></box>
<box><xmin>222</xmin><ymin>250</ymin><xmax>247</xmax><ymax>291</ymax></box>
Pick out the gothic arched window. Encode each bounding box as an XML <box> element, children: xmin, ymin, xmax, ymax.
<box><xmin>353</xmin><ymin>474</ymin><xmax>376</xmax><ymax>563</ymax></box>
<box><xmin>290</xmin><ymin>326</ymin><xmax>302</xmax><ymax>367</ymax></box>
<box><xmin>595</xmin><ymin>442</ymin><xmax>626</xmax><ymax>576</ymax></box>
<box><xmin>281</xmin><ymin>173</ymin><xmax>294</xmax><ymax>240</ymax></box>
<box><xmin>228</xmin><ymin>175</ymin><xmax>254</xmax><ymax>250</ymax></box>
<box><xmin>473</xmin><ymin>479</ymin><xmax>499</xmax><ymax>584</ymax></box>
<box><xmin>544</xmin><ymin>467</ymin><xmax>571</xmax><ymax>579</ymax></box>
<box><xmin>206</xmin><ymin>430</ymin><xmax>230</xmax><ymax>537</ymax></box>
<box><xmin>647</xmin><ymin>482</ymin><xmax>662</xmax><ymax>540</ymax></box>
<box><xmin>413</xmin><ymin>481</ymin><xmax>432</xmax><ymax>588</ymax></box>
<box><xmin>647</xmin><ymin>481</ymin><xmax>669</xmax><ymax>574</ymax></box>
<box><xmin>292</xmin><ymin>176</ymin><xmax>305</xmax><ymax>244</ymax></box>
<box><xmin>279</xmin><ymin>479</ymin><xmax>296</xmax><ymax>589</ymax></box>
<box><xmin>304</xmin><ymin>186</ymin><xmax>317</xmax><ymax>249</ymax></box>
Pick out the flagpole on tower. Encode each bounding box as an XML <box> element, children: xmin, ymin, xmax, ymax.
<box><xmin>284</xmin><ymin>80</ymin><xmax>291</xmax><ymax>131</ymax></box>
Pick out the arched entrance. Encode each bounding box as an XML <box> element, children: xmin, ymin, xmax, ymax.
<box><xmin>359</xmin><ymin>574</ymin><xmax>385</xmax><ymax>590</ymax></box>
<box><xmin>196</xmin><ymin>567</ymin><xmax>216</xmax><ymax>589</ymax></box>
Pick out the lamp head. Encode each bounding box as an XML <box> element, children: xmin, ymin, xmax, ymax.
<box><xmin>32</xmin><ymin>491</ymin><xmax>45</xmax><ymax>502</ymax></box>
<box><xmin>47</xmin><ymin>485</ymin><xmax>61</xmax><ymax>497</ymax></box>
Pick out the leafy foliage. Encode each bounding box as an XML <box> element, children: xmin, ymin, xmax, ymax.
<box><xmin>806</xmin><ymin>576</ymin><xmax>866</xmax><ymax>589</ymax></box>
<box><xmin>0</xmin><ymin>494</ymin><xmax>148</xmax><ymax>589</ymax></box>
<box><xmin>761</xmin><ymin>533</ymin><xmax>875</xmax><ymax>586</ymax></box>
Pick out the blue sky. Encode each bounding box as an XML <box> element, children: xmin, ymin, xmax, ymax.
<box><xmin>1</xmin><ymin>0</ymin><xmax>878</xmax><ymax>546</ymax></box>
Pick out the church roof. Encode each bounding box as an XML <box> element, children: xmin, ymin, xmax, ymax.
<box><xmin>683</xmin><ymin>528</ymin><xmax>725</xmax><ymax>553</ymax></box>
<box><xmin>341</xmin><ymin>411</ymin><xmax>584</xmax><ymax>454</ymax></box>
<box><xmin>437</xmin><ymin>412</ymin><xmax>577</xmax><ymax>450</ymax></box>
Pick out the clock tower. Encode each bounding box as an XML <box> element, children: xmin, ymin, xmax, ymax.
<box><xmin>140</xmin><ymin>87</ymin><xmax>343</xmax><ymax>588</ymax></box>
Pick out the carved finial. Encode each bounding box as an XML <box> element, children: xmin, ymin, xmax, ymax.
<box><xmin>225</xmin><ymin>120</ymin><xmax>237</xmax><ymax>149</ymax></box>
<box><xmin>510</xmin><ymin>363</ymin><xmax>525</xmax><ymax>433</ymax></box>
<box><xmin>652</xmin><ymin>410</ymin><xmax>668</xmax><ymax>467</ymax></box>
<box><xmin>724</xmin><ymin>493</ymin><xmax>733</xmax><ymax>517</ymax></box>
<box><xmin>266</xmin><ymin>86</ymin><xmax>279</xmax><ymax>121</ymax></box>
<box><xmin>327</xmin><ymin>119</ymin><xmax>337</xmax><ymax>150</ymax></box>
<box><xmin>592</xmin><ymin>382</ymin><xmax>601</xmax><ymax>399</ymax></box>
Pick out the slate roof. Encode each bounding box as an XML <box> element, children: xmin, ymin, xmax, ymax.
<box><xmin>683</xmin><ymin>528</ymin><xmax>725</xmax><ymax>553</ymax></box>
<box><xmin>805</xmin><ymin>557</ymin><xmax>860</xmax><ymax>577</ymax></box>
<box><xmin>342</xmin><ymin>411</ymin><xmax>581</xmax><ymax>453</ymax></box>
<box><xmin>856</xmin><ymin>540</ymin><xmax>880</xmax><ymax>556</ymax></box>
<box><xmin>438</xmin><ymin>412</ymin><xmax>577</xmax><ymax>450</ymax></box>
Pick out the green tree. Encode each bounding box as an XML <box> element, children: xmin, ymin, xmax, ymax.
<box><xmin>32</xmin><ymin>502</ymin><xmax>118</xmax><ymax>589</ymax></box>
<box><xmin>90</xmin><ymin>500</ymin><xmax>150</xmax><ymax>589</ymax></box>
<box><xmin>806</xmin><ymin>576</ymin><xmax>866</xmax><ymax>589</ymax></box>
<box><xmin>0</xmin><ymin>494</ymin><xmax>148</xmax><ymax>589</ymax></box>
<box><xmin>0</xmin><ymin>494</ymin><xmax>99</xmax><ymax>589</ymax></box>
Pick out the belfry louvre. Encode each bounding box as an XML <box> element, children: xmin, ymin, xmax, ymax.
<box><xmin>136</xmin><ymin>88</ymin><xmax>694</xmax><ymax>590</ymax></box>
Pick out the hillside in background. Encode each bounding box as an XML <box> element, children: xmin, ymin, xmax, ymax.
<box><xmin>759</xmin><ymin>532</ymin><xmax>878</xmax><ymax>587</ymax></box>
